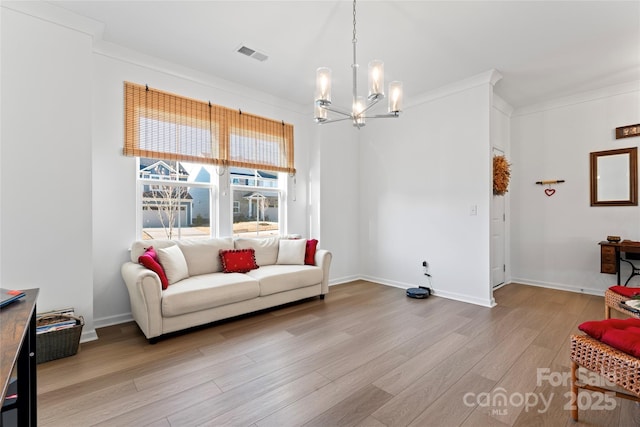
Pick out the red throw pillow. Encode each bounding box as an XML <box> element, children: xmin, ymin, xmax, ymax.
<box><xmin>138</xmin><ymin>246</ymin><xmax>169</xmax><ymax>290</ymax></box>
<box><xmin>609</xmin><ymin>285</ymin><xmax>640</xmax><ymax>298</ymax></box>
<box><xmin>579</xmin><ymin>318</ymin><xmax>640</xmax><ymax>357</ymax></box>
<box><xmin>219</xmin><ymin>249</ymin><xmax>259</xmax><ymax>273</ymax></box>
<box><xmin>305</xmin><ymin>239</ymin><xmax>318</xmax><ymax>265</ymax></box>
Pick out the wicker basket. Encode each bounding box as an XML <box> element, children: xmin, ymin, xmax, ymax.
<box><xmin>605</xmin><ymin>288</ymin><xmax>640</xmax><ymax>319</ymax></box>
<box><xmin>36</xmin><ymin>314</ymin><xmax>84</xmax><ymax>364</ymax></box>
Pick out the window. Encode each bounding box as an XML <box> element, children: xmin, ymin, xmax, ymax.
<box><xmin>231</xmin><ymin>168</ymin><xmax>283</xmax><ymax>237</ymax></box>
<box><xmin>125</xmin><ymin>82</ymin><xmax>295</xmax><ymax>240</ymax></box>
<box><xmin>138</xmin><ymin>158</ymin><xmax>217</xmax><ymax>240</ymax></box>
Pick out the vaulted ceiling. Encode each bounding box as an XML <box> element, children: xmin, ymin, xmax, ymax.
<box><xmin>50</xmin><ymin>1</ymin><xmax>640</xmax><ymax>110</ymax></box>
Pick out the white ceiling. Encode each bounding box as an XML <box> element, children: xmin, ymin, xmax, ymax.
<box><xmin>49</xmin><ymin>0</ymin><xmax>640</xmax><ymax>110</ymax></box>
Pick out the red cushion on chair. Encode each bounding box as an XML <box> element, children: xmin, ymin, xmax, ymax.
<box><xmin>579</xmin><ymin>318</ymin><xmax>640</xmax><ymax>357</ymax></box>
<box><xmin>138</xmin><ymin>246</ymin><xmax>169</xmax><ymax>290</ymax></box>
<box><xmin>305</xmin><ymin>239</ymin><xmax>318</xmax><ymax>265</ymax></box>
<box><xmin>219</xmin><ymin>249</ymin><xmax>259</xmax><ymax>273</ymax></box>
<box><xmin>609</xmin><ymin>286</ymin><xmax>640</xmax><ymax>298</ymax></box>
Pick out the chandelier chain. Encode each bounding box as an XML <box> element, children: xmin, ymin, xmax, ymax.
<box><xmin>352</xmin><ymin>0</ymin><xmax>357</xmax><ymax>44</ymax></box>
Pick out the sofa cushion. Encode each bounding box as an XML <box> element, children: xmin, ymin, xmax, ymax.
<box><xmin>609</xmin><ymin>286</ymin><xmax>640</xmax><ymax>298</ymax></box>
<box><xmin>177</xmin><ymin>238</ymin><xmax>234</xmax><ymax>276</ymax></box>
<box><xmin>161</xmin><ymin>273</ymin><xmax>260</xmax><ymax>317</ymax></box>
<box><xmin>219</xmin><ymin>249</ymin><xmax>259</xmax><ymax>273</ymax></box>
<box><xmin>305</xmin><ymin>239</ymin><xmax>318</xmax><ymax>265</ymax></box>
<box><xmin>130</xmin><ymin>240</ymin><xmax>176</xmax><ymax>262</ymax></box>
<box><xmin>579</xmin><ymin>318</ymin><xmax>640</xmax><ymax>357</ymax></box>
<box><xmin>246</xmin><ymin>265</ymin><xmax>323</xmax><ymax>296</ymax></box>
<box><xmin>157</xmin><ymin>245</ymin><xmax>189</xmax><ymax>285</ymax></box>
<box><xmin>138</xmin><ymin>246</ymin><xmax>169</xmax><ymax>290</ymax></box>
<box><xmin>234</xmin><ymin>237</ymin><xmax>280</xmax><ymax>266</ymax></box>
<box><xmin>276</xmin><ymin>239</ymin><xmax>306</xmax><ymax>265</ymax></box>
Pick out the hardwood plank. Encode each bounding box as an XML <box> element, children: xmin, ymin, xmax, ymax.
<box><xmin>304</xmin><ymin>384</ymin><xmax>394</xmax><ymax>427</ymax></box>
<box><xmin>485</xmin><ymin>344</ymin><xmax>556</xmax><ymax>426</ymax></box>
<box><xmin>373</xmin><ymin>332</ymin><xmax>470</xmax><ymax>395</ymax></box>
<box><xmin>470</xmin><ymin>326</ymin><xmax>539</xmax><ymax>382</ymax></box>
<box><xmin>203</xmin><ymin>372</ymin><xmax>330</xmax><ymax>426</ymax></box>
<box><xmin>407</xmin><ymin>372</ymin><xmax>497</xmax><ymax>427</ymax></box>
<box><xmin>371</xmin><ymin>342</ymin><xmax>496</xmax><ymax>426</ymax></box>
<box><xmin>255</xmin><ymin>350</ymin><xmax>409</xmax><ymax>426</ymax></box>
<box><xmin>35</xmin><ymin>282</ymin><xmax>636</xmax><ymax>427</ymax></box>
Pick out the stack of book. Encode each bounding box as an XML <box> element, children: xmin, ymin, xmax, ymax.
<box><xmin>36</xmin><ymin>308</ymin><xmax>77</xmax><ymax>334</ymax></box>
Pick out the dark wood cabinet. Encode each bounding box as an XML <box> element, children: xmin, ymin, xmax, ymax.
<box><xmin>599</xmin><ymin>242</ymin><xmax>617</xmax><ymax>274</ymax></box>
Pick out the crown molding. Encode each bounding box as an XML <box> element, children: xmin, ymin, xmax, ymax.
<box><xmin>492</xmin><ymin>93</ymin><xmax>514</xmax><ymax>117</ymax></box>
<box><xmin>513</xmin><ymin>79</ymin><xmax>640</xmax><ymax>117</ymax></box>
<box><xmin>1</xmin><ymin>0</ymin><xmax>104</xmax><ymax>39</ymax></box>
<box><xmin>407</xmin><ymin>69</ymin><xmax>503</xmax><ymax>109</ymax></box>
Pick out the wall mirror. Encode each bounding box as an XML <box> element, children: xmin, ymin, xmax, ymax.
<box><xmin>590</xmin><ymin>147</ymin><xmax>637</xmax><ymax>206</ymax></box>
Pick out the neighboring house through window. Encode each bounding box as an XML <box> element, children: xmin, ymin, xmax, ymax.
<box><xmin>138</xmin><ymin>158</ymin><xmax>215</xmax><ymax>240</ymax></box>
<box><xmin>230</xmin><ymin>168</ymin><xmax>282</xmax><ymax>237</ymax></box>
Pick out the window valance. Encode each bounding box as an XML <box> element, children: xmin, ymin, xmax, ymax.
<box><xmin>124</xmin><ymin>82</ymin><xmax>295</xmax><ymax>174</ymax></box>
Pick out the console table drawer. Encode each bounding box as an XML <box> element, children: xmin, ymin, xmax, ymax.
<box><xmin>600</xmin><ymin>243</ymin><xmax>617</xmax><ymax>274</ymax></box>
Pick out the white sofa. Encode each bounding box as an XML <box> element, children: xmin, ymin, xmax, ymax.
<box><xmin>121</xmin><ymin>237</ymin><xmax>331</xmax><ymax>341</ymax></box>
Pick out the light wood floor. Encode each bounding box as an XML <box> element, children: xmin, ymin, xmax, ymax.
<box><xmin>37</xmin><ymin>281</ymin><xmax>640</xmax><ymax>426</ymax></box>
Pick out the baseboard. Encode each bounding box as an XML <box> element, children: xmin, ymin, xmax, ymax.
<box><xmin>433</xmin><ymin>289</ymin><xmax>496</xmax><ymax>308</ymax></box>
<box><xmin>93</xmin><ymin>312</ymin><xmax>134</xmax><ymax>330</ymax></box>
<box><xmin>359</xmin><ymin>275</ymin><xmax>495</xmax><ymax>308</ymax></box>
<box><xmin>80</xmin><ymin>329</ymin><xmax>98</xmax><ymax>343</ymax></box>
<box><xmin>509</xmin><ymin>277</ymin><xmax>605</xmax><ymax>296</ymax></box>
<box><xmin>328</xmin><ymin>275</ymin><xmax>361</xmax><ymax>286</ymax></box>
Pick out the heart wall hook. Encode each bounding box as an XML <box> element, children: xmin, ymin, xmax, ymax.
<box><xmin>535</xmin><ymin>179</ymin><xmax>565</xmax><ymax>197</ymax></box>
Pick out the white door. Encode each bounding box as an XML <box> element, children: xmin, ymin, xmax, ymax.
<box><xmin>491</xmin><ymin>149</ymin><xmax>506</xmax><ymax>288</ymax></box>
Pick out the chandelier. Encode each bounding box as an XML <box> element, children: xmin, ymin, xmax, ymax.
<box><xmin>314</xmin><ymin>0</ymin><xmax>403</xmax><ymax>128</ymax></box>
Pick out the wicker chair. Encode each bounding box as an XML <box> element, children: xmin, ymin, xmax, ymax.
<box><xmin>570</xmin><ymin>334</ymin><xmax>640</xmax><ymax>421</ymax></box>
<box><xmin>605</xmin><ymin>288</ymin><xmax>640</xmax><ymax>319</ymax></box>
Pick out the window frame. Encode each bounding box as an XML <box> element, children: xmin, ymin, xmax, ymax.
<box><xmin>229</xmin><ymin>168</ymin><xmax>286</xmax><ymax>238</ymax></box>
<box><xmin>136</xmin><ymin>158</ymin><xmax>219</xmax><ymax>240</ymax></box>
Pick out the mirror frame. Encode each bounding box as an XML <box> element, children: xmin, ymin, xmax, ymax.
<box><xmin>590</xmin><ymin>146</ymin><xmax>638</xmax><ymax>206</ymax></box>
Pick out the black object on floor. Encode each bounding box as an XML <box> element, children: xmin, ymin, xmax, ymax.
<box><xmin>406</xmin><ymin>287</ymin><xmax>431</xmax><ymax>299</ymax></box>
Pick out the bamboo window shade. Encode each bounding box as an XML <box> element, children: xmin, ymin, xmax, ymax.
<box><xmin>124</xmin><ymin>82</ymin><xmax>295</xmax><ymax>174</ymax></box>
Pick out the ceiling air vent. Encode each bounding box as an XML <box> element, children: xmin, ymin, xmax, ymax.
<box><xmin>236</xmin><ymin>44</ymin><xmax>269</xmax><ymax>62</ymax></box>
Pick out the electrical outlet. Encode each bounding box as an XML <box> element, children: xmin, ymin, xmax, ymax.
<box><xmin>422</xmin><ymin>261</ymin><xmax>429</xmax><ymax>275</ymax></box>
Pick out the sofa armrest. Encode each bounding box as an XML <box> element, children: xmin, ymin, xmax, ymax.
<box><xmin>121</xmin><ymin>262</ymin><xmax>164</xmax><ymax>339</ymax></box>
<box><xmin>314</xmin><ymin>249</ymin><xmax>332</xmax><ymax>295</ymax></box>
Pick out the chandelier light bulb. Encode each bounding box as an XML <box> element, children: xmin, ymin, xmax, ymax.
<box><xmin>315</xmin><ymin>67</ymin><xmax>332</xmax><ymax>103</ymax></box>
<box><xmin>368</xmin><ymin>60</ymin><xmax>384</xmax><ymax>98</ymax></box>
<box><xmin>388</xmin><ymin>81</ymin><xmax>403</xmax><ymax>113</ymax></box>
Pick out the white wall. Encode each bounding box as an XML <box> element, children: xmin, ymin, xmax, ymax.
<box><xmin>356</xmin><ymin>76</ymin><xmax>496</xmax><ymax>307</ymax></box>
<box><xmin>510</xmin><ymin>82</ymin><xmax>640</xmax><ymax>294</ymax></box>
<box><xmin>1</xmin><ymin>7</ymin><xmax>95</xmax><ymax>337</ymax></box>
<box><xmin>90</xmin><ymin>46</ymin><xmax>315</xmax><ymax>327</ymax></box>
<box><xmin>1</xmin><ymin>4</ymin><xmax>315</xmax><ymax>338</ymax></box>
<box><xmin>317</xmin><ymin>124</ymin><xmax>360</xmax><ymax>283</ymax></box>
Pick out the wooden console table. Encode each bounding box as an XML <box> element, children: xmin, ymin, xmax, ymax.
<box><xmin>1</xmin><ymin>288</ymin><xmax>38</xmax><ymax>426</ymax></box>
<box><xmin>599</xmin><ymin>241</ymin><xmax>640</xmax><ymax>285</ymax></box>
